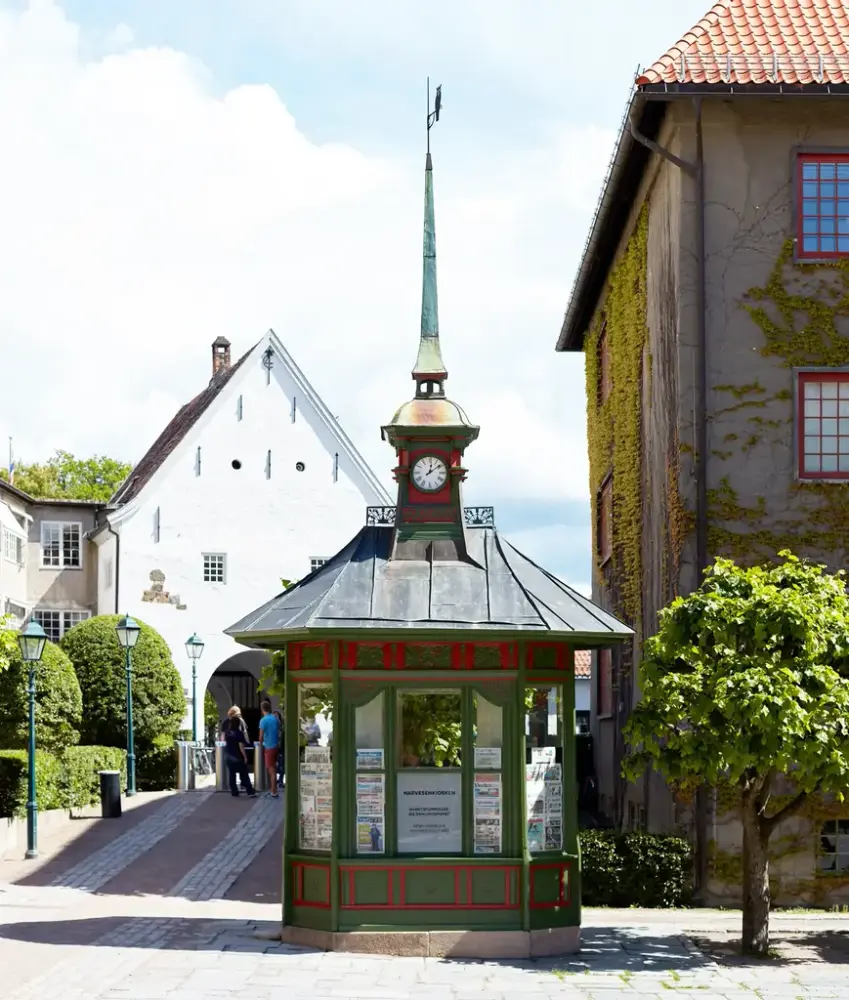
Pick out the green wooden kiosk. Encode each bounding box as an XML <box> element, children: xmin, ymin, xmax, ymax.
<box><xmin>226</xmin><ymin>97</ymin><xmax>632</xmax><ymax>958</ymax></box>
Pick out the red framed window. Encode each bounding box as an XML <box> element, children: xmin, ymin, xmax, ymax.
<box><xmin>597</xmin><ymin>649</ymin><xmax>613</xmax><ymax>717</ymax></box>
<box><xmin>597</xmin><ymin>478</ymin><xmax>612</xmax><ymax>563</ymax></box>
<box><xmin>598</xmin><ymin>322</ymin><xmax>611</xmax><ymax>405</ymax></box>
<box><xmin>798</xmin><ymin>154</ymin><xmax>849</xmax><ymax>259</ymax></box>
<box><xmin>797</xmin><ymin>370</ymin><xmax>849</xmax><ymax>479</ymax></box>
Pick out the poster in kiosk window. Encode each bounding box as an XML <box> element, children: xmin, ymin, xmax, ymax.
<box><xmin>526</xmin><ymin>746</ymin><xmax>562</xmax><ymax>852</ymax></box>
<box><xmin>356</xmin><ymin>773</ymin><xmax>385</xmax><ymax>854</ymax></box>
<box><xmin>473</xmin><ymin>773</ymin><xmax>502</xmax><ymax>854</ymax></box>
<box><xmin>397</xmin><ymin>770</ymin><xmax>462</xmax><ymax>853</ymax></box>
<box><xmin>300</xmin><ymin>746</ymin><xmax>333</xmax><ymax>850</ymax></box>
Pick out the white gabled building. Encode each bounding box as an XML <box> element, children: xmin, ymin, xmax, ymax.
<box><xmin>91</xmin><ymin>331</ymin><xmax>391</xmax><ymax>738</ymax></box>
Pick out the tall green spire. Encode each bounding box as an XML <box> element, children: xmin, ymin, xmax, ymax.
<box><xmin>413</xmin><ymin>88</ymin><xmax>447</xmax><ymax>383</ymax></box>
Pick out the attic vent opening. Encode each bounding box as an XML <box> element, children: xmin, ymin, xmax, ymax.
<box><xmin>295</xmin><ymin>461</ymin><xmax>306</xmax><ymax>472</ymax></box>
<box><xmin>231</xmin><ymin>459</ymin><xmax>242</xmax><ymax>470</ymax></box>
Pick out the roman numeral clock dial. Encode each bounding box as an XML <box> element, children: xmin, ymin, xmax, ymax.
<box><xmin>411</xmin><ymin>455</ymin><xmax>448</xmax><ymax>492</ymax></box>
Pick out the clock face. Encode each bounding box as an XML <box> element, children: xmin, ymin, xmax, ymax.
<box><xmin>411</xmin><ymin>455</ymin><xmax>448</xmax><ymax>492</ymax></box>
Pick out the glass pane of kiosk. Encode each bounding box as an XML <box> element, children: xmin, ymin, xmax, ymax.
<box><xmin>298</xmin><ymin>684</ymin><xmax>333</xmax><ymax>852</ymax></box>
<box><xmin>473</xmin><ymin>692</ymin><xmax>503</xmax><ymax>854</ymax></box>
<box><xmin>354</xmin><ymin>693</ymin><xmax>386</xmax><ymax>855</ymax></box>
<box><xmin>397</xmin><ymin>690</ymin><xmax>462</xmax><ymax>854</ymax></box>
<box><xmin>525</xmin><ymin>686</ymin><xmax>563</xmax><ymax>853</ymax></box>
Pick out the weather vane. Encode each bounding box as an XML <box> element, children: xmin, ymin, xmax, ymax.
<box><xmin>426</xmin><ymin>77</ymin><xmax>442</xmax><ymax>154</ymax></box>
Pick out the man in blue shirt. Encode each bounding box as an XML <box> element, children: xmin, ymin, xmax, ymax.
<box><xmin>258</xmin><ymin>700</ymin><xmax>280</xmax><ymax>799</ymax></box>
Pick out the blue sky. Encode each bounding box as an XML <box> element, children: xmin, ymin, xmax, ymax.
<box><xmin>0</xmin><ymin>0</ymin><xmax>710</xmax><ymax>589</ymax></box>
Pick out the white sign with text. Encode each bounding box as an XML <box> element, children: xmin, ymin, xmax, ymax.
<box><xmin>397</xmin><ymin>770</ymin><xmax>462</xmax><ymax>853</ymax></box>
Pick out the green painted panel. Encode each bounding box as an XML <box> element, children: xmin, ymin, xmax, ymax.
<box><xmin>352</xmin><ymin>868</ymin><xmax>392</xmax><ymax>907</ymax></box>
<box><xmin>531</xmin><ymin>865</ymin><xmax>563</xmax><ymax>906</ymax></box>
<box><xmin>469</xmin><ymin>866</ymin><xmax>510</xmax><ymax>907</ymax></box>
<box><xmin>530</xmin><ymin>646</ymin><xmax>558</xmax><ymax>670</ymax></box>
<box><xmin>403</xmin><ymin>868</ymin><xmax>456</xmax><ymax>907</ymax></box>
<box><xmin>338</xmin><ymin>909</ymin><xmax>520</xmax><ymax>931</ymax></box>
<box><xmin>290</xmin><ymin>906</ymin><xmax>332</xmax><ymax>931</ymax></box>
<box><xmin>303</xmin><ymin>865</ymin><xmax>331</xmax><ymax>905</ymax></box>
<box><xmin>472</xmin><ymin>646</ymin><xmax>501</xmax><ymax>669</ymax></box>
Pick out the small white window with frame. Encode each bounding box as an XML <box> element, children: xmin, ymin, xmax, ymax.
<box><xmin>203</xmin><ymin>553</ymin><xmax>226</xmax><ymax>583</ymax></box>
<box><xmin>41</xmin><ymin>522</ymin><xmax>82</xmax><ymax>569</ymax></box>
<box><xmin>2</xmin><ymin>528</ymin><xmax>24</xmax><ymax>565</ymax></box>
<box><xmin>310</xmin><ymin>557</ymin><xmax>328</xmax><ymax>573</ymax></box>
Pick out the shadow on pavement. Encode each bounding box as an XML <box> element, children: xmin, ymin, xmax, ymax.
<box><xmin>0</xmin><ymin>916</ymin><xmax>727</xmax><ymax>972</ymax></box>
<box><xmin>689</xmin><ymin>928</ymin><xmax>849</xmax><ymax>966</ymax></box>
<box><xmin>4</xmin><ymin>795</ymin><xmax>177</xmax><ymax>889</ymax></box>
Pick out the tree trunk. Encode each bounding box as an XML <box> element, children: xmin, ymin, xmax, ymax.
<box><xmin>741</xmin><ymin>798</ymin><xmax>770</xmax><ymax>955</ymax></box>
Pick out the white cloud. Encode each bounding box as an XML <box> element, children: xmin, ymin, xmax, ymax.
<box><xmin>0</xmin><ymin>0</ymin><xmax>610</xmax><ymax>506</ymax></box>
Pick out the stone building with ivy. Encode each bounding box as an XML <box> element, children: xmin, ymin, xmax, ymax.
<box><xmin>555</xmin><ymin>0</ymin><xmax>849</xmax><ymax>904</ymax></box>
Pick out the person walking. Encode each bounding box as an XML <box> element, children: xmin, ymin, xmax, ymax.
<box><xmin>258</xmin><ymin>700</ymin><xmax>280</xmax><ymax>799</ymax></box>
<box><xmin>221</xmin><ymin>706</ymin><xmax>255</xmax><ymax>798</ymax></box>
<box><xmin>272</xmin><ymin>708</ymin><xmax>285</xmax><ymax>786</ymax></box>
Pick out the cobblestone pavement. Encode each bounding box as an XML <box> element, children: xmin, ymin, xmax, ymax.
<box><xmin>168</xmin><ymin>794</ymin><xmax>284</xmax><ymax>901</ymax></box>
<box><xmin>3</xmin><ymin>907</ymin><xmax>848</xmax><ymax>999</ymax></box>
<box><xmin>50</xmin><ymin>791</ymin><xmax>209</xmax><ymax>892</ymax></box>
<box><xmin>2</xmin><ymin>790</ymin><xmax>848</xmax><ymax>998</ymax></box>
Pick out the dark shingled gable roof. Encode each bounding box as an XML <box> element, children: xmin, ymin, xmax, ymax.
<box><xmin>226</xmin><ymin>525</ymin><xmax>632</xmax><ymax>644</ymax></box>
<box><xmin>112</xmin><ymin>344</ymin><xmax>256</xmax><ymax>505</ymax></box>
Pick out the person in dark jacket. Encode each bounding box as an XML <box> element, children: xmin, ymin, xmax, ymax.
<box><xmin>220</xmin><ymin>706</ymin><xmax>255</xmax><ymax>798</ymax></box>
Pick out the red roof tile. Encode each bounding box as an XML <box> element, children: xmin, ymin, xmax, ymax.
<box><xmin>574</xmin><ymin>650</ymin><xmax>592</xmax><ymax>678</ymax></box>
<box><xmin>638</xmin><ymin>0</ymin><xmax>849</xmax><ymax>86</ymax></box>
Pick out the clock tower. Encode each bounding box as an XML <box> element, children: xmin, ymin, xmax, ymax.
<box><xmin>381</xmin><ymin>87</ymin><xmax>479</xmax><ymax>558</ymax></box>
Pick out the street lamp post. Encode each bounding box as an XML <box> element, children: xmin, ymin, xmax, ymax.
<box><xmin>184</xmin><ymin>633</ymin><xmax>205</xmax><ymax>742</ymax></box>
<box><xmin>18</xmin><ymin>621</ymin><xmax>47</xmax><ymax>860</ymax></box>
<box><xmin>115</xmin><ymin>614</ymin><xmax>141</xmax><ymax>797</ymax></box>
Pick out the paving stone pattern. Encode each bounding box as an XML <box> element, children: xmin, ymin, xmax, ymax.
<box><xmin>12</xmin><ymin>922</ymin><xmax>849</xmax><ymax>999</ymax></box>
<box><xmin>50</xmin><ymin>792</ymin><xmax>208</xmax><ymax>892</ymax></box>
<box><xmin>168</xmin><ymin>794</ymin><xmax>284</xmax><ymax>901</ymax></box>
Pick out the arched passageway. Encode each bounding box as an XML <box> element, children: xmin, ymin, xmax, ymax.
<box><xmin>205</xmin><ymin>649</ymin><xmax>272</xmax><ymax>742</ymax></box>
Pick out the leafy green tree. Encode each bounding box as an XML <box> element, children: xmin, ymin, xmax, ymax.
<box><xmin>0</xmin><ymin>615</ymin><xmax>17</xmax><ymax>674</ymax></box>
<box><xmin>61</xmin><ymin>614</ymin><xmax>185</xmax><ymax>752</ymax></box>
<box><xmin>0</xmin><ymin>639</ymin><xmax>82</xmax><ymax>753</ymax></box>
<box><xmin>624</xmin><ymin>552</ymin><xmax>849</xmax><ymax>956</ymax></box>
<box><xmin>1</xmin><ymin>450</ymin><xmax>131</xmax><ymax>501</ymax></box>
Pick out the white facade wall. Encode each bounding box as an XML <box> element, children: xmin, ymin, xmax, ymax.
<box><xmin>111</xmin><ymin>340</ymin><xmax>390</xmax><ymax>733</ymax></box>
<box><xmin>575</xmin><ymin>677</ymin><xmax>590</xmax><ymax>713</ymax></box>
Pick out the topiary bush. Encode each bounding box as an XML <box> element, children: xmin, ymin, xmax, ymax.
<box><xmin>61</xmin><ymin>614</ymin><xmax>185</xmax><ymax>754</ymax></box>
<box><xmin>580</xmin><ymin>830</ymin><xmax>693</xmax><ymax>908</ymax></box>
<box><xmin>0</xmin><ymin>749</ymin><xmax>66</xmax><ymax>817</ymax></box>
<box><xmin>0</xmin><ymin>640</ymin><xmax>82</xmax><ymax>753</ymax></box>
<box><xmin>64</xmin><ymin>746</ymin><xmax>127</xmax><ymax>812</ymax></box>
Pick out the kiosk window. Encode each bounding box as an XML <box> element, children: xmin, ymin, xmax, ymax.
<box><xmin>398</xmin><ymin>689</ymin><xmax>461</xmax><ymax>768</ymax></box>
<box><xmin>298</xmin><ymin>684</ymin><xmax>333</xmax><ymax>852</ymax></box>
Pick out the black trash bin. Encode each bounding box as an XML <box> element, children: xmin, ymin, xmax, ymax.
<box><xmin>98</xmin><ymin>770</ymin><xmax>122</xmax><ymax>819</ymax></box>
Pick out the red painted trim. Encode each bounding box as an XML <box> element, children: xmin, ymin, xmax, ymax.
<box><xmin>340</xmin><ymin>865</ymin><xmax>520</xmax><ymax>910</ymax></box>
<box><xmin>796</xmin><ymin>370</ymin><xmax>849</xmax><ymax>480</ymax></box>
<box><xmin>797</xmin><ymin>153</ymin><xmax>849</xmax><ymax>261</ymax></box>
<box><xmin>292</xmin><ymin>862</ymin><xmax>331</xmax><ymax>909</ymax></box>
<box><xmin>529</xmin><ymin>862</ymin><xmax>571</xmax><ymax>909</ymax></box>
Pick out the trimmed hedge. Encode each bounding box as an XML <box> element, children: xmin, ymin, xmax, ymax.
<box><xmin>0</xmin><ymin>749</ymin><xmax>66</xmax><ymax>817</ymax></box>
<box><xmin>60</xmin><ymin>614</ymin><xmax>185</xmax><ymax>752</ymax></box>
<box><xmin>137</xmin><ymin>734</ymin><xmax>176</xmax><ymax>792</ymax></box>
<box><xmin>0</xmin><ymin>640</ymin><xmax>82</xmax><ymax>753</ymax></box>
<box><xmin>580</xmin><ymin>830</ymin><xmax>693</xmax><ymax>908</ymax></box>
<box><xmin>65</xmin><ymin>746</ymin><xmax>127</xmax><ymax>812</ymax></box>
<box><xmin>0</xmin><ymin>746</ymin><xmax>127</xmax><ymax>818</ymax></box>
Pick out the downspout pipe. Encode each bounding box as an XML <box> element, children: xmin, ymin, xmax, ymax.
<box><xmin>629</xmin><ymin>98</ymin><xmax>709</xmax><ymax>897</ymax></box>
<box><xmin>107</xmin><ymin>521</ymin><xmax>120</xmax><ymax>615</ymax></box>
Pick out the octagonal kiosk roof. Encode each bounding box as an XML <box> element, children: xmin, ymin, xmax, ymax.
<box><xmin>225</xmin><ymin>523</ymin><xmax>632</xmax><ymax>645</ymax></box>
